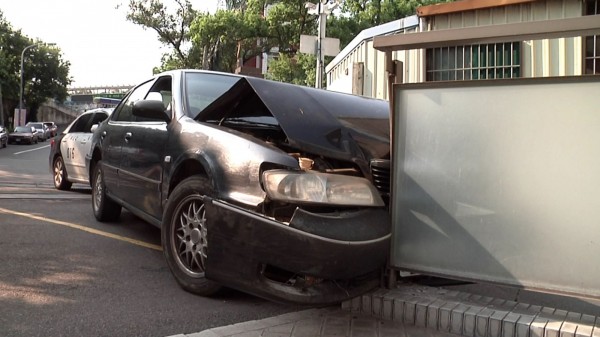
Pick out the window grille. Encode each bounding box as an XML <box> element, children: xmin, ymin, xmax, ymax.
<box><xmin>585</xmin><ymin>0</ymin><xmax>599</xmax><ymax>74</ymax></box>
<box><xmin>426</xmin><ymin>42</ymin><xmax>521</xmax><ymax>81</ymax></box>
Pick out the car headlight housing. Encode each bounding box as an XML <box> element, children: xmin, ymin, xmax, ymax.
<box><xmin>262</xmin><ymin>170</ymin><xmax>384</xmax><ymax>207</ymax></box>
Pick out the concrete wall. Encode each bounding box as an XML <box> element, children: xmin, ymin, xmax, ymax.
<box><xmin>37</xmin><ymin>101</ymin><xmax>78</xmax><ymax>125</ymax></box>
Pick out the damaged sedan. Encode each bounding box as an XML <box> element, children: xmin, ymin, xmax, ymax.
<box><xmin>86</xmin><ymin>70</ymin><xmax>391</xmax><ymax>305</ymax></box>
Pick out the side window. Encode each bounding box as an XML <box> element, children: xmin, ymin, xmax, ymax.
<box><xmin>88</xmin><ymin>112</ymin><xmax>110</xmax><ymax>131</ymax></box>
<box><xmin>136</xmin><ymin>76</ymin><xmax>172</xmax><ymax>122</ymax></box>
<box><xmin>112</xmin><ymin>80</ymin><xmax>154</xmax><ymax>122</ymax></box>
<box><xmin>69</xmin><ymin>114</ymin><xmax>93</xmax><ymax>133</ymax></box>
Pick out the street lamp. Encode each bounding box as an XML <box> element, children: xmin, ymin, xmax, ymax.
<box><xmin>18</xmin><ymin>42</ymin><xmax>55</xmax><ymax>126</ymax></box>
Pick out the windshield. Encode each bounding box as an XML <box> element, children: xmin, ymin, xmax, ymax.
<box><xmin>14</xmin><ymin>127</ymin><xmax>31</xmax><ymax>133</ymax></box>
<box><xmin>184</xmin><ymin>72</ymin><xmax>240</xmax><ymax>119</ymax></box>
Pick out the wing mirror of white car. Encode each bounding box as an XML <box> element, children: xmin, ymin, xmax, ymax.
<box><xmin>91</xmin><ymin>124</ymin><xmax>99</xmax><ymax>133</ymax></box>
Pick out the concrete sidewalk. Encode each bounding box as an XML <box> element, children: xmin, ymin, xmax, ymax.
<box><xmin>168</xmin><ymin>283</ymin><xmax>600</xmax><ymax>337</ymax></box>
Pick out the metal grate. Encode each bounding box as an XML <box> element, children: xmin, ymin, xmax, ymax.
<box><xmin>426</xmin><ymin>42</ymin><xmax>521</xmax><ymax>81</ymax></box>
<box><xmin>370</xmin><ymin>159</ymin><xmax>391</xmax><ymax>201</ymax></box>
<box><xmin>585</xmin><ymin>0</ymin><xmax>599</xmax><ymax>74</ymax></box>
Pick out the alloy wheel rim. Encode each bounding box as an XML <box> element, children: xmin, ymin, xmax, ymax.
<box><xmin>54</xmin><ymin>160</ymin><xmax>63</xmax><ymax>186</ymax></box>
<box><xmin>172</xmin><ymin>197</ymin><xmax>208</xmax><ymax>278</ymax></box>
<box><xmin>93</xmin><ymin>170</ymin><xmax>103</xmax><ymax>210</ymax></box>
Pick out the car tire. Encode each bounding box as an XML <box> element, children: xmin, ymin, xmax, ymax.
<box><xmin>162</xmin><ymin>176</ymin><xmax>222</xmax><ymax>296</ymax></box>
<box><xmin>53</xmin><ymin>156</ymin><xmax>72</xmax><ymax>191</ymax></box>
<box><xmin>92</xmin><ymin>160</ymin><xmax>122</xmax><ymax>222</ymax></box>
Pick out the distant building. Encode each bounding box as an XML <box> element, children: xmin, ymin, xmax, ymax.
<box><xmin>65</xmin><ymin>85</ymin><xmax>132</xmax><ymax>113</ymax></box>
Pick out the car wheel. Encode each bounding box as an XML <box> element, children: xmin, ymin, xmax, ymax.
<box><xmin>92</xmin><ymin>160</ymin><xmax>122</xmax><ymax>222</ymax></box>
<box><xmin>53</xmin><ymin>156</ymin><xmax>72</xmax><ymax>191</ymax></box>
<box><xmin>162</xmin><ymin>176</ymin><xmax>222</xmax><ymax>296</ymax></box>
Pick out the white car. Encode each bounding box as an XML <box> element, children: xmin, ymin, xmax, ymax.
<box><xmin>49</xmin><ymin>108</ymin><xmax>113</xmax><ymax>190</ymax></box>
<box><xmin>26</xmin><ymin>122</ymin><xmax>49</xmax><ymax>141</ymax></box>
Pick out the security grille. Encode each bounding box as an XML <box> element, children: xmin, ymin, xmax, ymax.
<box><xmin>426</xmin><ymin>42</ymin><xmax>521</xmax><ymax>81</ymax></box>
<box><xmin>585</xmin><ymin>0</ymin><xmax>599</xmax><ymax>74</ymax></box>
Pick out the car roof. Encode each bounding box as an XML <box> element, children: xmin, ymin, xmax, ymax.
<box><xmin>78</xmin><ymin>108</ymin><xmax>115</xmax><ymax>116</ymax></box>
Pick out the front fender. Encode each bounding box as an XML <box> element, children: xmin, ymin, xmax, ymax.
<box><xmin>167</xmin><ymin>122</ymin><xmax>298</xmax><ymax>208</ymax></box>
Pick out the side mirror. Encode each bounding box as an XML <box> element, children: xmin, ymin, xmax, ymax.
<box><xmin>132</xmin><ymin>100</ymin><xmax>171</xmax><ymax>122</ymax></box>
<box><xmin>91</xmin><ymin>124</ymin><xmax>99</xmax><ymax>133</ymax></box>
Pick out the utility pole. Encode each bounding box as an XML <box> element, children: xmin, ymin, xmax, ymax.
<box><xmin>305</xmin><ymin>0</ymin><xmax>339</xmax><ymax>89</ymax></box>
<box><xmin>0</xmin><ymin>82</ymin><xmax>4</xmax><ymax>127</ymax></box>
<box><xmin>315</xmin><ymin>0</ymin><xmax>326</xmax><ymax>89</ymax></box>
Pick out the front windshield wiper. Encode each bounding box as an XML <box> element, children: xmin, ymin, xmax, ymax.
<box><xmin>214</xmin><ymin>118</ymin><xmax>280</xmax><ymax>129</ymax></box>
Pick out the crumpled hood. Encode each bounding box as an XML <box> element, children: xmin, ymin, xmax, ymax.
<box><xmin>197</xmin><ymin>77</ymin><xmax>390</xmax><ymax>162</ymax></box>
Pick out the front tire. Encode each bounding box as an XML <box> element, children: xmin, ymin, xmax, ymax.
<box><xmin>162</xmin><ymin>176</ymin><xmax>222</xmax><ymax>296</ymax></box>
<box><xmin>53</xmin><ymin>156</ymin><xmax>72</xmax><ymax>190</ymax></box>
<box><xmin>92</xmin><ymin>160</ymin><xmax>122</xmax><ymax>222</ymax></box>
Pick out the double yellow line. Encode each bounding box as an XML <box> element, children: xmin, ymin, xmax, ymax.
<box><xmin>0</xmin><ymin>207</ymin><xmax>162</xmax><ymax>251</ymax></box>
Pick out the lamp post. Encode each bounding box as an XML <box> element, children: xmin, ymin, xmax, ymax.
<box><xmin>18</xmin><ymin>42</ymin><xmax>55</xmax><ymax>126</ymax></box>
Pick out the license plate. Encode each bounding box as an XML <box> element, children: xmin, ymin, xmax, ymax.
<box><xmin>15</xmin><ymin>139</ymin><xmax>20</xmax><ymax>143</ymax></box>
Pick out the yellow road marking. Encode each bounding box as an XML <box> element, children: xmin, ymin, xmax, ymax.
<box><xmin>0</xmin><ymin>207</ymin><xmax>162</xmax><ymax>251</ymax></box>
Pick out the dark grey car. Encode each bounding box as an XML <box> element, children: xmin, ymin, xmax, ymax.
<box><xmin>87</xmin><ymin>70</ymin><xmax>391</xmax><ymax>305</ymax></box>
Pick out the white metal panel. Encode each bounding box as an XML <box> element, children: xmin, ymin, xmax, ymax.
<box><xmin>375</xmin><ymin>47</ymin><xmax>386</xmax><ymax>99</ymax></box>
<box><xmin>365</xmin><ymin>40</ymin><xmax>376</xmax><ymax>98</ymax></box>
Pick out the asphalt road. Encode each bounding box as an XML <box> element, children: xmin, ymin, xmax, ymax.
<box><xmin>0</xmin><ymin>138</ymin><xmax>302</xmax><ymax>337</ymax></box>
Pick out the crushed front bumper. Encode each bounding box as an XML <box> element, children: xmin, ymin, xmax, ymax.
<box><xmin>204</xmin><ymin>199</ymin><xmax>391</xmax><ymax>305</ymax></box>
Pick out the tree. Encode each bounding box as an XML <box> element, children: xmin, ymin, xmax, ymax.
<box><xmin>126</xmin><ymin>0</ymin><xmax>452</xmax><ymax>85</ymax></box>
<box><xmin>190</xmin><ymin>9</ymin><xmax>267</xmax><ymax>72</ymax></box>
<box><xmin>25</xmin><ymin>44</ymin><xmax>71</xmax><ymax>121</ymax></box>
<box><xmin>0</xmin><ymin>10</ymin><xmax>71</xmax><ymax>125</ymax></box>
<box><xmin>336</xmin><ymin>0</ymin><xmax>452</xmax><ymax>28</ymax></box>
<box><xmin>125</xmin><ymin>0</ymin><xmax>199</xmax><ymax>69</ymax></box>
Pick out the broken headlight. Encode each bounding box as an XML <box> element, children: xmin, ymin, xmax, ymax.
<box><xmin>262</xmin><ymin>170</ymin><xmax>384</xmax><ymax>206</ymax></box>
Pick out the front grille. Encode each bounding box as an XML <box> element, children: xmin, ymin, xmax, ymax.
<box><xmin>370</xmin><ymin>159</ymin><xmax>391</xmax><ymax>201</ymax></box>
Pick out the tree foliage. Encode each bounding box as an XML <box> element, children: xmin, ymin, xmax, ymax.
<box><xmin>0</xmin><ymin>11</ymin><xmax>71</xmax><ymax>125</ymax></box>
<box><xmin>125</xmin><ymin>0</ymin><xmax>199</xmax><ymax>69</ymax></box>
<box><xmin>126</xmin><ymin>0</ymin><xmax>452</xmax><ymax>85</ymax></box>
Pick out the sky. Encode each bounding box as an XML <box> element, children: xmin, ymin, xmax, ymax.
<box><xmin>0</xmin><ymin>0</ymin><xmax>219</xmax><ymax>88</ymax></box>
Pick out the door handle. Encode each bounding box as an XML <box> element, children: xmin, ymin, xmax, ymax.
<box><xmin>124</xmin><ymin>132</ymin><xmax>132</xmax><ymax>142</ymax></box>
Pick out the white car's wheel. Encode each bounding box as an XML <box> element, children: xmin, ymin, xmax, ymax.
<box><xmin>53</xmin><ymin>156</ymin><xmax>72</xmax><ymax>190</ymax></box>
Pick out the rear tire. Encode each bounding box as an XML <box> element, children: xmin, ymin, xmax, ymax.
<box><xmin>53</xmin><ymin>156</ymin><xmax>72</xmax><ymax>191</ymax></box>
<box><xmin>162</xmin><ymin>176</ymin><xmax>222</xmax><ymax>296</ymax></box>
<box><xmin>92</xmin><ymin>160</ymin><xmax>122</xmax><ymax>222</ymax></box>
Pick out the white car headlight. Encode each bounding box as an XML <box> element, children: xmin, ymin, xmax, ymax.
<box><xmin>262</xmin><ymin>170</ymin><xmax>384</xmax><ymax>206</ymax></box>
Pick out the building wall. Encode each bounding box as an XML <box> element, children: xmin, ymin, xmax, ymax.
<box><xmin>326</xmin><ymin>0</ymin><xmax>588</xmax><ymax>99</ymax></box>
<box><xmin>428</xmin><ymin>0</ymin><xmax>583</xmax><ymax>77</ymax></box>
<box><xmin>326</xmin><ymin>18</ymin><xmax>421</xmax><ymax>100</ymax></box>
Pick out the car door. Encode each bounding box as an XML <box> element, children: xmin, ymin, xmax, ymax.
<box><xmin>60</xmin><ymin>113</ymin><xmax>93</xmax><ymax>181</ymax></box>
<box><xmin>101</xmin><ymin>80</ymin><xmax>155</xmax><ymax>201</ymax></box>
<box><xmin>118</xmin><ymin>76</ymin><xmax>171</xmax><ymax>220</ymax></box>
